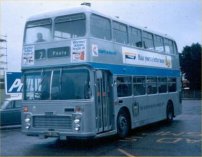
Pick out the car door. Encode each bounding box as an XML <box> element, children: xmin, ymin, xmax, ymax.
<box><xmin>13</xmin><ymin>100</ymin><xmax>22</xmax><ymax>125</ymax></box>
<box><xmin>1</xmin><ymin>101</ymin><xmax>14</xmax><ymax>126</ymax></box>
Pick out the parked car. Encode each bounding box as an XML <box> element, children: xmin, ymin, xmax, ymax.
<box><xmin>0</xmin><ymin>98</ymin><xmax>22</xmax><ymax>126</ymax></box>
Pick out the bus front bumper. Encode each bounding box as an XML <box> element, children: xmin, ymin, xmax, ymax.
<box><xmin>22</xmin><ymin>130</ymin><xmax>96</xmax><ymax>140</ymax></box>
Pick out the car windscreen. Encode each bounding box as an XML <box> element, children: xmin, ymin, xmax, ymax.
<box><xmin>1</xmin><ymin>100</ymin><xmax>10</xmax><ymax>110</ymax></box>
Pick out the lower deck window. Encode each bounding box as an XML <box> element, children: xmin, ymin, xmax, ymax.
<box><xmin>133</xmin><ymin>77</ymin><xmax>146</xmax><ymax>96</ymax></box>
<box><xmin>168</xmin><ymin>78</ymin><xmax>177</xmax><ymax>92</ymax></box>
<box><xmin>117</xmin><ymin>76</ymin><xmax>132</xmax><ymax>97</ymax></box>
<box><xmin>146</xmin><ymin>77</ymin><xmax>157</xmax><ymax>94</ymax></box>
<box><xmin>158</xmin><ymin>77</ymin><xmax>167</xmax><ymax>93</ymax></box>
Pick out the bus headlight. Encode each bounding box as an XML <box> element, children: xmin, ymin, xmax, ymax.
<box><xmin>73</xmin><ymin>119</ymin><xmax>80</xmax><ymax>124</ymax></box>
<box><xmin>25</xmin><ymin>117</ymin><xmax>31</xmax><ymax>123</ymax></box>
<box><xmin>74</xmin><ymin>124</ymin><xmax>80</xmax><ymax>131</ymax></box>
<box><xmin>24</xmin><ymin>114</ymin><xmax>31</xmax><ymax>129</ymax></box>
<box><xmin>73</xmin><ymin>113</ymin><xmax>82</xmax><ymax>131</ymax></box>
<box><xmin>25</xmin><ymin>123</ymin><xmax>31</xmax><ymax>129</ymax></box>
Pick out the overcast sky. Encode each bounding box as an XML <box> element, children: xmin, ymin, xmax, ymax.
<box><xmin>0</xmin><ymin>0</ymin><xmax>201</xmax><ymax>71</ymax></box>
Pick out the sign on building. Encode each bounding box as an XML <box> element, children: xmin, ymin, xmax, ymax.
<box><xmin>5</xmin><ymin>72</ymin><xmax>23</xmax><ymax>95</ymax></box>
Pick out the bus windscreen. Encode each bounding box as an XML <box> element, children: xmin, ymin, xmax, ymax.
<box><xmin>24</xmin><ymin>19</ymin><xmax>52</xmax><ymax>44</ymax></box>
<box><xmin>24</xmin><ymin>69</ymin><xmax>91</xmax><ymax>100</ymax></box>
<box><xmin>54</xmin><ymin>13</ymin><xmax>86</xmax><ymax>40</ymax></box>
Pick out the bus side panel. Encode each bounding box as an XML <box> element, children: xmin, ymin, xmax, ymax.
<box><xmin>88</xmin><ymin>38</ymin><xmax>121</xmax><ymax>65</ymax></box>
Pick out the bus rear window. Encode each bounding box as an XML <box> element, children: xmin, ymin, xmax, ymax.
<box><xmin>54</xmin><ymin>13</ymin><xmax>86</xmax><ymax>40</ymax></box>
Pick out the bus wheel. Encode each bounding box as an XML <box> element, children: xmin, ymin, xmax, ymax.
<box><xmin>117</xmin><ymin>110</ymin><xmax>130</xmax><ymax>138</ymax></box>
<box><xmin>166</xmin><ymin>102</ymin><xmax>174</xmax><ymax>123</ymax></box>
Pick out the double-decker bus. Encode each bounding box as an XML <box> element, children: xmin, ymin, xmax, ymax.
<box><xmin>21</xmin><ymin>6</ymin><xmax>182</xmax><ymax>139</ymax></box>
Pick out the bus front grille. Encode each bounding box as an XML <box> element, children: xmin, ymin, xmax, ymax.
<box><xmin>33</xmin><ymin>116</ymin><xmax>72</xmax><ymax>129</ymax></box>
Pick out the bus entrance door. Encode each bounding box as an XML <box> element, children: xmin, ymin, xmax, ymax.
<box><xmin>95</xmin><ymin>70</ymin><xmax>113</xmax><ymax>133</ymax></box>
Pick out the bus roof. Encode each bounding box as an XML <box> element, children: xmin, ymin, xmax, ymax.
<box><xmin>27</xmin><ymin>6</ymin><xmax>175</xmax><ymax>41</ymax></box>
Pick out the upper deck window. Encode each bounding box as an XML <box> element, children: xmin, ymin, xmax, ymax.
<box><xmin>24</xmin><ymin>19</ymin><xmax>52</xmax><ymax>44</ymax></box>
<box><xmin>129</xmin><ymin>27</ymin><xmax>142</xmax><ymax>48</ymax></box>
<box><xmin>142</xmin><ymin>31</ymin><xmax>155</xmax><ymax>51</ymax></box>
<box><xmin>112</xmin><ymin>21</ymin><xmax>128</xmax><ymax>44</ymax></box>
<box><xmin>154</xmin><ymin>35</ymin><xmax>164</xmax><ymax>53</ymax></box>
<box><xmin>173</xmin><ymin>41</ymin><xmax>178</xmax><ymax>54</ymax></box>
<box><xmin>164</xmin><ymin>38</ymin><xmax>174</xmax><ymax>54</ymax></box>
<box><xmin>90</xmin><ymin>14</ymin><xmax>111</xmax><ymax>40</ymax></box>
<box><xmin>54</xmin><ymin>13</ymin><xmax>86</xmax><ymax>40</ymax></box>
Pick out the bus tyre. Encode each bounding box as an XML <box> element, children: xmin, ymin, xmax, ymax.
<box><xmin>117</xmin><ymin>110</ymin><xmax>130</xmax><ymax>138</ymax></box>
<box><xmin>166</xmin><ymin>103</ymin><xmax>174</xmax><ymax>123</ymax></box>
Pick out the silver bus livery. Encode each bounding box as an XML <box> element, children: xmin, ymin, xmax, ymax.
<box><xmin>21</xmin><ymin>6</ymin><xmax>182</xmax><ymax>139</ymax></box>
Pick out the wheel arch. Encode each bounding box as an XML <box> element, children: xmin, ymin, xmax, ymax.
<box><xmin>117</xmin><ymin>106</ymin><xmax>132</xmax><ymax>130</ymax></box>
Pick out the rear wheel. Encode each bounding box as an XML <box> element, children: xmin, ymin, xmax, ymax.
<box><xmin>166</xmin><ymin>102</ymin><xmax>174</xmax><ymax>123</ymax></box>
<box><xmin>117</xmin><ymin>110</ymin><xmax>130</xmax><ymax>138</ymax></box>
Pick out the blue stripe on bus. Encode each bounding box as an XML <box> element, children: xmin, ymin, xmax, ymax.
<box><xmin>87</xmin><ymin>62</ymin><xmax>180</xmax><ymax>77</ymax></box>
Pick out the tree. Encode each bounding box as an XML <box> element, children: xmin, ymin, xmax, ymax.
<box><xmin>180</xmin><ymin>43</ymin><xmax>201</xmax><ymax>90</ymax></box>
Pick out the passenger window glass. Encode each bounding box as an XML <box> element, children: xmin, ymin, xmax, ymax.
<box><xmin>146</xmin><ymin>77</ymin><xmax>157</xmax><ymax>94</ymax></box>
<box><xmin>173</xmin><ymin>41</ymin><xmax>178</xmax><ymax>54</ymax></box>
<box><xmin>61</xmin><ymin>69</ymin><xmax>90</xmax><ymax>99</ymax></box>
<box><xmin>15</xmin><ymin>101</ymin><xmax>22</xmax><ymax>108</ymax></box>
<box><xmin>142</xmin><ymin>31</ymin><xmax>154</xmax><ymax>50</ymax></box>
<box><xmin>51</xmin><ymin>70</ymin><xmax>61</xmax><ymax>100</ymax></box>
<box><xmin>158</xmin><ymin>77</ymin><xmax>167</xmax><ymax>93</ymax></box>
<box><xmin>25</xmin><ymin>19</ymin><xmax>52</xmax><ymax>44</ymax></box>
<box><xmin>154</xmin><ymin>35</ymin><xmax>164</xmax><ymax>52</ymax></box>
<box><xmin>25</xmin><ymin>72</ymin><xmax>42</xmax><ymax>100</ymax></box>
<box><xmin>133</xmin><ymin>77</ymin><xmax>146</xmax><ymax>96</ymax></box>
<box><xmin>112</xmin><ymin>21</ymin><xmax>128</xmax><ymax>44</ymax></box>
<box><xmin>54</xmin><ymin>13</ymin><xmax>86</xmax><ymax>40</ymax></box>
<box><xmin>40</xmin><ymin>71</ymin><xmax>51</xmax><ymax>100</ymax></box>
<box><xmin>168</xmin><ymin>78</ymin><xmax>176</xmax><ymax>92</ymax></box>
<box><xmin>90</xmin><ymin>14</ymin><xmax>111</xmax><ymax>40</ymax></box>
<box><xmin>129</xmin><ymin>27</ymin><xmax>142</xmax><ymax>47</ymax></box>
<box><xmin>164</xmin><ymin>38</ymin><xmax>174</xmax><ymax>54</ymax></box>
<box><xmin>117</xmin><ymin>76</ymin><xmax>132</xmax><ymax>97</ymax></box>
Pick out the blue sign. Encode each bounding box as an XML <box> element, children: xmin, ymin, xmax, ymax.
<box><xmin>5</xmin><ymin>72</ymin><xmax>23</xmax><ymax>95</ymax></box>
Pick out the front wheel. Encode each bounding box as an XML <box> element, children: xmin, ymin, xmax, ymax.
<box><xmin>117</xmin><ymin>110</ymin><xmax>130</xmax><ymax>138</ymax></box>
